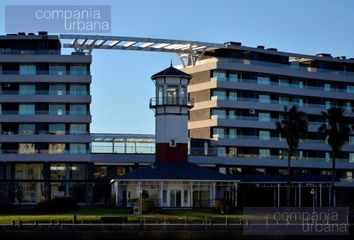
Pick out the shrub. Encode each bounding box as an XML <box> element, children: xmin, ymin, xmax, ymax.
<box><xmin>213</xmin><ymin>200</ymin><xmax>231</xmax><ymax>214</ymax></box>
<box><xmin>32</xmin><ymin>197</ymin><xmax>78</xmax><ymax>214</ymax></box>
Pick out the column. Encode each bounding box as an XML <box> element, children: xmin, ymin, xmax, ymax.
<box><xmin>319</xmin><ymin>184</ymin><xmax>322</xmax><ymax>207</ymax></box>
<box><xmin>212</xmin><ymin>183</ymin><xmax>216</xmax><ymax>206</ymax></box>
<box><xmin>160</xmin><ymin>182</ymin><xmax>164</xmax><ymax>207</ymax></box>
<box><xmin>234</xmin><ymin>183</ymin><xmax>238</xmax><ymax>208</ymax></box>
<box><xmin>209</xmin><ymin>184</ymin><xmax>213</xmax><ymax>207</ymax></box>
<box><xmin>190</xmin><ymin>183</ymin><xmax>193</xmax><ymax>207</ymax></box>
<box><xmin>298</xmin><ymin>184</ymin><xmax>302</xmax><ymax>207</ymax></box>
<box><xmin>115</xmin><ymin>181</ymin><xmax>119</xmax><ymax>207</ymax></box>
<box><xmin>277</xmin><ymin>184</ymin><xmax>280</xmax><ymax>207</ymax></box>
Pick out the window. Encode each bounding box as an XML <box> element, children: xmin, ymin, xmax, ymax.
<box><xmin>217</xmin><ymin>147</ymin><xmax>226</xmax><ymax>157</ymax></box>
<box><xmin>70</xmin><ymin>65</ymin><xmax>87</xmax><ymax>75</ymax></box>
<box><xmin>212</xmin><ymin>90</ymin><xmax>226</xmax><ymax>100</ymax></box>
<box><xmin>163</xmin><ymin>190</ymin><xmax>167</xmax><ymax>203</ymax></box>
<box><xmin>19</xmin><ymin>124</ymin><xmax>35</xmax><ymax>134</ymax></box>
<box><xmin>212</xmin><ymin>128</ymin><xmax>225</xmax><ymax>138</ymax></box>
<box><xmin>347</xmin><ymin>85</ymin><xmax>354</xmax><ymax>93</ymax></box>
<box><xmin>259</xmin><ymin>130</ymin><xmax>270</xmax><ymax>140</ymax></box>
<box><xmin>117</xmin><ymin>167</ymin><xmax>126</xmax><ymax>176</ymax></box>
<box><xmin>70</xmin><ymin>124</ymin><xmax>87</xmax><ymax>135</ymax></box>
<box><xmin>49</xmin><ymin>143</ymin><xmax>65</xmax><ymax>154</ymax></box>
<box><xmin>229</xmin><ymin>129</ymin><xmax>237</xmax><ymax>139</ymax></box>
<box><xmin>70</xmin><ymin>84</ymin><xmax>87</xmax><ymax>96</ymax></box>
<box><xmin>229</xmin><ymin>92</ymin><xmax>237</xmax><ymax>101</ymax></box>
<box><xmin>49</xmin><ymin>124</ymin><xmax>65</xmax><ymax>135</ymax></box>
<box><xmin>324</xmin><ymin>83</ymin><xmax>331</xmax><ymax>92</ymax></box>
<box><xmin>19</xmin><ymin>143</ymin><xmax>36</xmax><ymax>154</ymax></box>
<box><xmin>183</xmin><ymin>190</ymin><xmax>188</xmax><ymax>204</ymax></box>
<box><xmin>49</xmin><ymin>65</ymin><xmax>66</xmax><ymax>75</ymax></box>
<box><xmin>211</xmin><ymin>109</ymin><xmax>226</xmax><ymax>119</ymax></box>
<box><xmin>350</xmin><ymin>153</ymin><xmax>354</xmax><ymax>163</ymax></box>
<box><xmin>279</xmin><ymin>79</ymin><xmax>289</xmax><ymax>87</ymax></box>
<box><xmin>259</xmin><ymin>112</ymin><xmax>270</xmax><ymax>122</ymax></box>
<box><xmin>257</xmin><ymin>76</ymin><xmax>269</xmax><ymax>85</ymax></box>
<box><xmin>259</xmin><ymin>94</ymin><xmax>270</xmax><ymax>103</ymax></box>
<box><xmin>229</xmin><ymin>73</ymin><xmax>238</xmax><ymax>82</ymax></box>
<box><xmin>212</xmin><ymin>71</ymin><xmax>226</xmax><ymax>81</ymax></box>
<box><xmin>259</xmin><ymin>149</ymin><xmax>270</xmax><ymax>158</ymax></box>
<box><xmin>70</xmin><ymin>104</ymin><xmax>87</xmax><ymax>115</ymax></box>
<box><xmin>166</xmin><ymin>86</ymin><xmax>177</xmax><ymax>104</ymax></box>
<box><xmin>49</xmin><ymin>104</ymin><xmax>65</xmax><ymax>115</ymax></box>
<box><xmin>157</xmin><ymin>86</ymin><xmax>163</xmax><ymax>104</ymax></box>
<box><xmin>19</xmin><ymin>64</ymin><xmax>36</xmax><ymax>75</ymax></box>
<box><xmin>229</xmin><ymin>110</ymin><xmax>237</xmax><ymax>120</ymax></box>
<box><xmin>70</xmin><ymin>144</ymin><xmax>87</xmax><ymax>154</ymax></box>
<box><xmin>49</xmin><ymin>84</ymin><xmax>66</xmax><ymax>95</ymax></box>
<box><xmin>15</xmin><ymin>164</ymin><xmax>43</xmax><ymax>180</ymax></box>
<box><xmin>19</xmin><ymin>104</ymin><xmax>35</xmax><ymax>115</ymax></box>
<box><xmin>229</xmin><ymin>147</ymin><xmax>237</xmax><ymax>157</ymax></box>
<box><xmin>279</xmin><ymin>96</ymin><xmax>289</xmax><ymax>105</ymax></box>
<box><xmin>19</xmin><ymin>85</ymin><xmax>35</xmax><ymax>95</ymax></box>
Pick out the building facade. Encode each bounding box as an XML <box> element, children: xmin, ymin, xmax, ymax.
<box><xmin>185</xmin><ymin>43</ymin><xmax>354</xmax><ymax>179</ymax></box>
<box><xmin>0</xmin><ymin>33</ymin><xmax>92</xmax><ymax>204</ymax></box>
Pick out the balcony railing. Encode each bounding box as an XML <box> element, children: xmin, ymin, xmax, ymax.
<box><xmin>0</xmin><ymin>90</ymin><xmax>90</xmax><ymax>96</ymax></box>
<box><xmin>149</xmin><ymin>97</ymin><xmax>194</xmax><ymax>108</ymax></box>
<box><xmin>0</xmin><ymin>70</ymin><xmax>90</xmax><ymax>76</ymax></box>
<box><xmin>217</xmin><ymin>57</ymin><xmax>354</xmax><ymax>77</ymax></box>
<box><xmin>211</xmin><ymin>77</ymin><xmax>354</xmax><ymax>94</ymax></box>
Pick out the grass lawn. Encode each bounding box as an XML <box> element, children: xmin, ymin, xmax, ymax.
<box><xmin>0</xmin><ymin>208</ymin><xmax>243</xmax><ymax>224</ymax></box>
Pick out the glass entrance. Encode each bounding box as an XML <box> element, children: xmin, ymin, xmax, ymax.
<box><xmin>169</xmin><ymin>190</ymin><xmax>182</xmax><ymax>207</ymax></box>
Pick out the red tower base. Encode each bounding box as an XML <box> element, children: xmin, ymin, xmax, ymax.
<box><xmin>156</xmin><ymin>143</ymin><xmax>188</xmax><ymax>163</ymax></box>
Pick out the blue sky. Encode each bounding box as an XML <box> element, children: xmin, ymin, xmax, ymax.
<box><xmin>1</xmin><ymin>0</ymin><xmax>354</xmax><ymax>134</ymax></box>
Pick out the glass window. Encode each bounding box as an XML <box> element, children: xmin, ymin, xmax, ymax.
<box><xmin>49</xmin><ymin>65</ymin><xmax>66</xmax><ymax>75</ymax></box>
<box><xmin>70</xmin><ymin>65</ymin><xmax>87</xmax><ymax>76</ymax></box>
<box><xmin>49</xmin><ymin>84</ymin><xmax>66</xmax><ymax>95</ymax></box>
<box><xmin>279</xmin><ymin>96</ymin><xmax>289</xmax><ymax>105</ymax></box>
<box><xmin>324</xmin><ymin>83</ymin><xmax>331</xmax><ymax>92</ymax></box>
<box><xmin>229</xmin><ymin>129</ymin><xmax>237</xmax><ymax>139</ymax></box>
<box><xmin>229</xmin><ymin>73</ymin><xmax>238</xmax><ymax>82</ymax></box>
<box><xmin>259</xmin><ymin>130</ymin><xmax>270</xmax><ymax>140</ymax></box>
<box><xmin>19</xmin><ymin>64</ymin><xmax>36</xmax><ymax>75</ymax></box>
<box><xmin>70</xmin><ymin>84</ymin><xmax>87</xmax><ymax>96</ymax></box>
<box><xmin>229</xmin><ymin>147</ymin><xmax>237</xmax><ymax>157</ymax></box>
<box><xmin>15</xmin><ymin>164</ymin><xmax>43</xmax><ymax>180</ymax></box>
<box><xmin>229</xmin><ymin>92</ymin><xmax>237</xmax><ymax>101</ymax></box>
<box><xmin>347</xmin><ymin>85</ymin><xmax>354</xmax><ymax>93</ymax></box>
<box><xmin>117</xmin><ymin>167</ymin><xmax>126</xmax><ymax>176</ymax></box>
<box><xmin>50</xmin><ymin>164</ymin><xmax>68</xmax><ymax>180</ymax></box>
<box><xmin>350</xmin><ymin>153</ymin><xmax>354</xmax><ymax>163</ymax></box>
<box><xmin>19</xmin><ymin>84</ymin><xmax>35</xmax><ymax>95</ymax></box>
<box><xmin>259</xmin><ymin>149</ymin><xmax>270</xmax><ymax>158</ymax></box>
<box><xmin>157</xmin><ymin>86</ymin><xmax>163</xmax><ymax>104</ymax></box>
<box><xmin>14</xmin><ymin>182</ymin><xmax>44</xmax><ymax>203</ymax></box>
<box><xmin>212</xmin><ymin>90</ymin><xmax>226</xmax><ymax>100</ymax></box>
<box><xmin>217</xmin><ymin>147</ymin><xmax>226</xmax><ymax>157</ymax></box>
<box><xmin>166</xmin><ymin>86</ymin><xmax>177</xmax><ymax>104</ymax></box>
<box><xmin>71</xmin><ymin>164</ymin><xmax>86</xmax><ymax>180</ymax></box>
<box><xmin>211</xmin><ymin>109</ymin><xmax>226</xmax><ymax>119</ymax></box>
<box><xmin>259</xmin><ymin>112</ymin><xmax>270</xmax><ymax>122</ymax></box>
<box><xmin>279</xmin><ymin>79</ymin><xmax>289</xmax><ymax>87</ymax></box>
<box><xmin>94</xmin><ymin>166</ymin><xmax>107</xmax><ymax>178</ymax></box>
<box><xmin>70</xmin><ymin>104</ymin><xmax>87</xmax><ymax>115</ymax></box>
<box><xmin>49</xmin><ymin>104</ymin><xmax>65</xmax><ymax>115</ymax></box>
<box><xmin>257</xmin><ymin>76</ymin><xmax>269</xmax><ymax>85</ymax></box>
<box><xmin>259</xmin><ymin>94</ymin><xmax>270</xmax><ymax>103</ymax></box>
<box><xmin>19</xmin><ymin>124</ymin><xmax>35</xmax><ymax>134</ymax></box>
<box><xmin>229</xmin><ymin>110</ymin><xmax>237</xmax><ymax>120</ymax></box>
<box><xmin>212</xmin><ymin>71</ymin><xmax>226</xmax><ymax>81</ymax></box>
<box><xmin>19</xmin><ymin>104</ymin><xmax>35</xmax><ymax>115</ymax></box>
<box><xmin>70</xmin><ymin>144</ymin><xmax>87</xmax><ymax>154</ymax></box>
<box><xmin>212</xmin><ymin>128</ymin><xmax>225</xmax><ymax>138</ymax></box>
<box><xmin>70</xmin><ymin>124</ymin><xmax>87</xmax><ymax>134</ymax></box>
<box><xmin>49</xmin><ymin>144</ymin><xmax>66</xmax><ymax>154</ymax></box>
<box><xmin>19</xmin><ymin>143</ymin><xmax>36</xmax><ymax>154</ymax></box>
<box><xmin>49</xmin><ymin>124</ymin><xmax>65</xmax><ymax>135</ymax></box>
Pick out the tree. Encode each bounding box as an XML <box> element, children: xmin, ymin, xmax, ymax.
<box><xmin>318</xmin><ymin>107</ymin><xmax>351</xmax><ymax>207</ymax></box>
<box><xmin>276</xmin><ymin>106</ymin><xmax>308</xmax><ymax>207</ymax></box>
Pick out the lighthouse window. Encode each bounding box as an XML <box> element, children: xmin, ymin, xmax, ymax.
<box><xmin>167</xmin><ymin>86</ymin><xmax>178</xmax><ymax>104</ymax></box>
<box><xmin>158</xmin><ymin>86</ymin><xmax>163</xmax><ymax>104</ymax></box>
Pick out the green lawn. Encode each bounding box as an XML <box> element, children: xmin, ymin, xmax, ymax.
<box><xmin>0</xmin><ymin>208</ymin><xmax>243</xmax><ymax>224</ymax></box>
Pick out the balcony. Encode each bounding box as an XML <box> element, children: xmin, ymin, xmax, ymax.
<box><xmin>217</xmin><ymin>58</ymin><xmax>354</xmax><ymax>77</ymax></box>
<box><xmin>149</xmin><ymin>97</ymin><xmax>194</xmax><ymax>108</ymax></box>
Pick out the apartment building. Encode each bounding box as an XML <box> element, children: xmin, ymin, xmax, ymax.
<box><xmin>0</xmin><ymin>32</ymin><xmax>92</xmax><ymax>204</ymax></box>
<box><xmin>185</xmin><ymin>43</ymin><xmax>354</xmax><ymax>178</ymax></box>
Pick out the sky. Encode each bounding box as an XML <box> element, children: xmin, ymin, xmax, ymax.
<box><xmin>0</xmin><ymin>0</ymin><xmax>353</xmax><ymax>134</ymax></box>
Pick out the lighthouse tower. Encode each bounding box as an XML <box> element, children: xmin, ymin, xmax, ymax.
<box><xmin>149</xmin><ymin>64</ymin><xmax>193</xmax><ymax>163</ymax></box>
